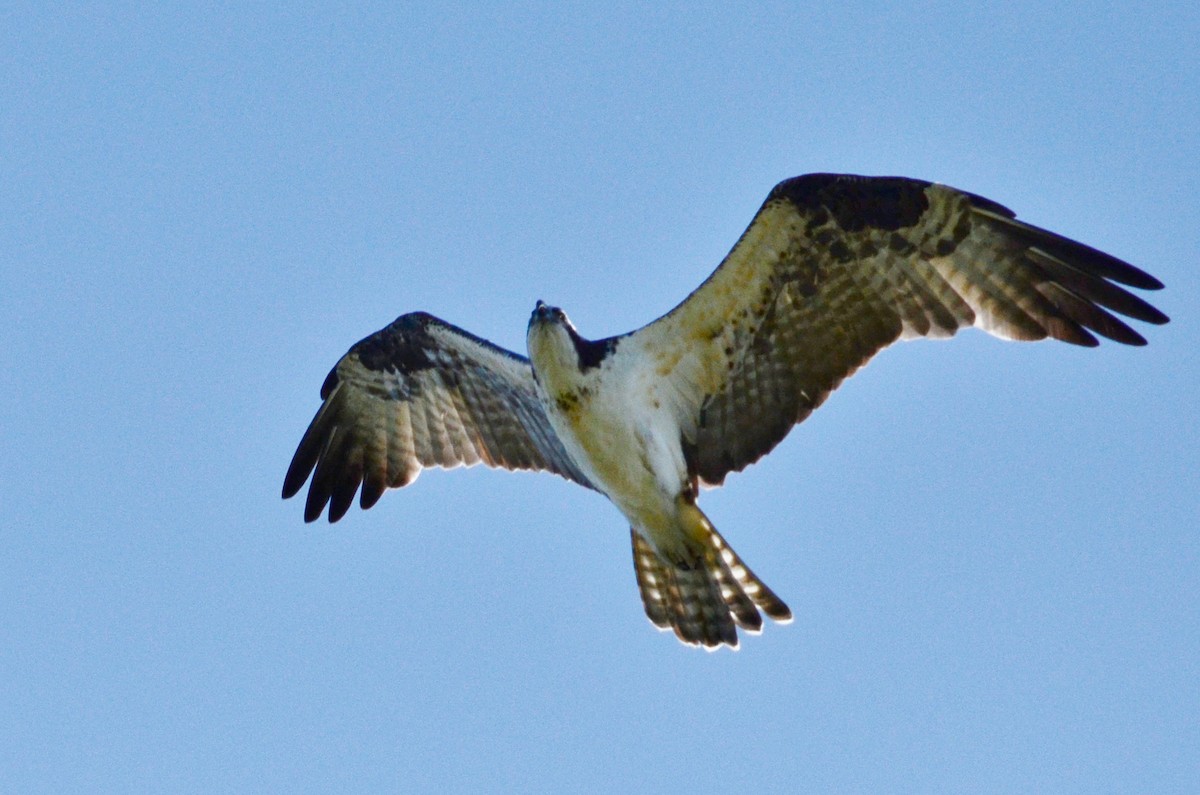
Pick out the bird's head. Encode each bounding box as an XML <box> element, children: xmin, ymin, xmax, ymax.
<box><xmin>527</xmin><ymin>300</ymin><xmax>581</xmax><ymax>375</ymax></box>
<box><xmin>528</xmin><ymin>299</ymin><xmax>616</xmax><ymax>376</ymax></box>
<box><xmin>529</xmin><ymin>299</ymin><xmax>570</xmax><ymax>330</ymax></box>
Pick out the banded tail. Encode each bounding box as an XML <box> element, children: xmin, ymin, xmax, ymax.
<box><xmin>630</xmin><ymin>511</ymin><xmax>791</xmax><ymax>649</ymax></box>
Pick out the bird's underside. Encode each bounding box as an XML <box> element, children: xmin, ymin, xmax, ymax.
<box><xmin>283</xmin><ymin>173</ymin><xmax>1168</xmax><ymax>649</ymax></box>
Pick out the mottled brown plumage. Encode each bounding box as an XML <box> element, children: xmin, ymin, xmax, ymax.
<box><xmin>282</xmin><ymin>313</ymin><xmax>593</xmax><ymax>523</ymax></box>
<box><xmin>642</xmin><ymin>175</ymin><xmax>1167</xmax><ymax>488</ymax></box>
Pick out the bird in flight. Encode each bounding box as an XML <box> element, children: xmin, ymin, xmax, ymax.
<box><xmin>283</xmin><ymin>173</ymin><xmax>1168</xmax><ymax>649</ymax></box>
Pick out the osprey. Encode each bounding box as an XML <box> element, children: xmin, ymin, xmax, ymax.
<box><xmin>283</xmin><ymin>173</ymin><xmax>1168</xmax><ymax>649</ymax></box>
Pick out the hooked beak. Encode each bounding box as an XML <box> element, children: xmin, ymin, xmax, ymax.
<box><xmin>530</xmin><ymin>300</ymin><xmax>561</xmax><ymax>325</ymax></box>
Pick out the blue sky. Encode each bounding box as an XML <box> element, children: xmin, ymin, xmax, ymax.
<box><xmin>3</xmin><ymin>3</ymin><xmax>1198</xmax><ymax>792</ymax></box>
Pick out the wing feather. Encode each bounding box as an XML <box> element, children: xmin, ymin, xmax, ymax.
<box><xmin>624</xmin><ymin>174</ymin><xmax>1168</xmax><ymax>486</ymax></box>
<box><xmin>283</xmin><ymin>312</ymin><xmax>593</xmax><ymax>522</ymax></box>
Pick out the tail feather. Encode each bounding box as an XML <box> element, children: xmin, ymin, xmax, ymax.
<box><xmin>630</xmin><ymin>523</ymin><xmax>791</xmax><ymax>649</ymax></box>
<box><xmin>709</xmin><ymin>528</ymin><xmax>792</xmax><ymax>623</ymax></box>
<box><xmin>668</xmin><ymin>555</ymin><xmax>740</xmax><ymax>647</ymax></box>
<box><xmin>632</xmin><ymin>531</ymin><xmax>674</xmax><ymax>630</ymax></box>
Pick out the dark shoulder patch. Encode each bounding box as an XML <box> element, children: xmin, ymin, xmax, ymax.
<box><xmin>322</xmin><ymin>314</ymin><xmax>438</xmax><ymax>399</ymax></box>
<box><xmin>768</xmin><ymin>173</ymin><xmax>932</xmax><ymax>232</ymax></box>
<box><xmin>322</xmin><ymin>311</ymin><xmax>531</xmax><ymax>399</ymax></box>
<box><xmin>351</xmin><ymin>312</ymin><xmax>439</xmax><ymax>376</ymax></box>
<box><xmin>569</xmin><ymin>329</ymin><xmax>619</xmax><ymax>372</ymax></box>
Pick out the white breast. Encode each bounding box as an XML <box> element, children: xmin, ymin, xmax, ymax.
<box><xmin>534</xmin><ymin>344</ymin><xmax>689</xmax><ymax>536</ymax></box>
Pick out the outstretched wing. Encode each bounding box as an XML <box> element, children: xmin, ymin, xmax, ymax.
<box><xmin>624</xmin><ymin>173</ymin><xmax>1169</xmax><ymax>487</ymax></box>
<box><xmin>283</xmin><ymin>312</ymin><xmax>593</xmax><ymax>522</ymax></box>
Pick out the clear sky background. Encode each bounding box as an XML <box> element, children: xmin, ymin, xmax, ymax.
<box><xmin>3</xmin><ymin>3</ymin><xmax>1198</xmax><ymax>792</ymax></box>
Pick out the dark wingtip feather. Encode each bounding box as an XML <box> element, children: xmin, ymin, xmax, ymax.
<box><xmin>1067</xmin><ymin>331</ymin><xmax>1101</xmax><ymax>348</ymax></box>
<box><xmin>979</xmin><ymin>209</ymin><xmax>1168</xmax><ymax>291</ymax></box>
<box><xmin>327</xmin><ymin>476</ymin><xmax>358</xmax><ymax>523</ymax></box>
<box><xmin>975</xmin><ymin>208</ymin><xmax>1168</xmax><ymax>347</ymax></box>
<box><xmin>1039</xmin><ymin>281</ymin><xmax>1154</xmax><ymax>347</ymax></box>
<box><xmin>284</xmin><ymin>383</ymin><xmax>347</xmax><ymax>503</ymax></box>
<box><xmin>282</xmin><ymin>446</ymin><xmax>316</xmax><ymax>501</ymax></box>
<box><xmin>303</xmin><ymin>449</ymin><xmax>340</xmax><ymax>522</ymax></box>
<box><xmin>282</xmin><ymin>430</ymin><xmax>323</xmax><ymax>500</ymax></box>
<box><xmin>281</xmin><ymin>467</ymin><xmax>306</xmax><ymax>500</ymax></box>
<box><xmin>310</xmin><ymin>439</ymin><xmax>362</xmax><ymax>524</ymax></box>
<box><xmin>1094</xmin><ymin>319</ymin><xmax>1147</xmax><ymax>346</ymax></box>
<box><xmin>303</xmin><ymin>488</ymin><xmax>328</xmax><ymax>523</ymax></box>
<box><xmin>1102</xmin><ymin>291</ymin><xmax>1170</xmax><ymax>326</ymax></box>
<box><xmin>1030</xmin><ymin>250</ymin><xmax>1171</xmax><ymax>327</ymax></box>
<box><xmin>1043</xmin><ymin>318</ymin><xmax>1099</xmax><ymax>347</ymax></box>
<box><xmin>1127</xmin><ymin>269</ymin><xmax>1165</xmax><ymax>291</ymax></box>
<box><xmin>1034</xmin><ymin>230</ymin><xmax>1163</xmax><ymax>290</ymax></box>
<box><xmin>359</xmin><ymin>477</ymin><xmax>386</xmax><ymax>511</ymax></box>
